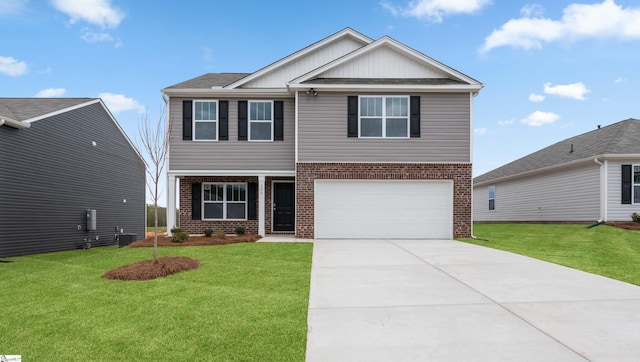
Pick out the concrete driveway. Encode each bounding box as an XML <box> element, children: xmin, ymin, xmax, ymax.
<box><xmin>305</xmin><ymin>239</ymin><xmax>640</xmax><ymax>361</ymax></box>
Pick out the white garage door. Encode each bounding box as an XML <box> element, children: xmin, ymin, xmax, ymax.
<box><xmin>315</xmin><ymin>180</ymin><xmax>453</xmax><ymax>239</ymax></box>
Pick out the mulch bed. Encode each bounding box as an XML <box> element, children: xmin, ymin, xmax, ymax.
<box><xmin>103</xmin><ymin>234</ymin><xmax>260</xmax><ymax>281</ymax></box>
<box><xmin>129</xmin><ymin>234</ymin><xmax>261</xmax><ymax>247</ymax></box>
<box><xmin>606</xmin><ymin>222</ymin><xmax>640</xmax><ymax>231</ymax></box>
<box><xmin>102</xmin><ymin>256</ymin><xmax>200</xmax><ymax>281</ymax></box>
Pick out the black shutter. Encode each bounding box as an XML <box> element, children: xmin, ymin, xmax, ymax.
<box><xmin>183</xmin><ymin>100</ymin><xmax>192</xmax><ymax>140</ymax></box>
<box><xmin>238</xmin><ymin>101</ymin><xmax>248</xmax><ymax>141</ymax></box>
<box><xmin>219</xmin><ymin>100</ymin><xmax>228</xmax><ymax>141</ymax></box>
<box><xmin>622</xmin><ymin>165</ymin><xmax>632</xmax><ymax>204</ymax></box>
<box><xmin>347</xmin><ymin>96</ymin><xmax>358</xmax><ymax>137</ymax></box>
<box><xmin>274</xmin><ymin>101</ymin><xmax>284</xmax><ymax>141</ymax></box>
<box><xmin>248</xmin><ymin>183</ymin><xmax>257</xmax><ymax>220</ymax></box>
<box><xmin>192</xmin><ymin>183</ymin><xmax>201</xmax><ymax>220</ymax></box>
<box><xmin>410</xmin><ymin>96</ymin><xmax>420</xmax><ymax>138</ymax></box>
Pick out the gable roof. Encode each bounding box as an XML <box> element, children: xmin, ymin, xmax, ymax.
<box><xmin>165</xmin><ymin>73</ymin><xmax>250</xmax><ymax>89</ymax></box>
<box><xmin>474</xmin><ymin>118</ymin><xmax>640</xmax><ymax>185</ymax></box>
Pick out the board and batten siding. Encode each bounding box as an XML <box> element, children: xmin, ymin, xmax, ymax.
<box><xmin>473</xmin><ymin>164</ymin><xmax>600</xmax><ymax>222</ymax></box>
<box><xmin>606</xmin><ymin>160</ymin><xmax>640</xmax><ymax>221</ymax></box>
<box><xmin>0</xmin><ymin>102</ymin><xmax>145</xmax><ymax>257</ymax></box>
<box><xmin>168</xmin><ymin>97</ymin><xmax>295</xmax><ymax>171</ymax></box>
<box><xmin>298</xmin><ymin>92</ymin><xmax>471</xmax><ymax>162</ymax></box>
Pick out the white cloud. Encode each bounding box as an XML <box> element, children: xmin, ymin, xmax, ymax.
<box><xmin>35</xmin><ymin>88</ymin><xmax>66</xmax><ymax>97</ymax></box>
<box><xmin>383</xmin><ymin>0</ymin><xmax>491</xmax><ymax>22</ymax></box>
<box><xmin>498</xmin><ymin>118</ymin><xmax>515</xmax><ymax>126</ymax></box>
<box><xmin>520</xmin><ymin>3</ymin><xmax>544</xmax><ymax>17</ymax></box>
<box><xmin>0</xmin><ymin>55</ymin><xmax>28</xmax><ymax>76</ymax></box>
<box><xmin>482</xmin><ymin>0</ymin><xmax>640</xmax><ymax>52</ymax></box>
<box><xmin>0</xmin><ymin>0</ymin><xmax>27</xmax><ymax>14</ymax></box>
<box><xmin>614</xmin><ymin>76</ymin><xmax>626</xmax><ymax>84</ymax></box>
<box><xmin>81</xmin><ymin>28</ymin><xmax>113</xmax><ymax>43</ymax></box>
<box><xmin>544</xmin><ymin>82</ymin><xmax>590</xmax><ymax>100</ymax></box>
<box><xmin>474</xmin><ymin>127</ymin><xmax>487</xmax><ymax>135</ymax></box>
<box><xmin>99</xmin><ymin>92</ymin><xmax>145</xmax><ymax>114</ymax></box>
<box><xmin>529</xmin><ymin>93</ymin><xmax>545</xmax><ymax>102</ymax></box>
<box><xmin>51</xmin><ymin>0</ymin><xmax>124</xmax><ymax>28</ymax></box>
<box><xmin>521</xmin><ymin>111</ymin><xmax>560</xmax><ymax>126</ymax></box>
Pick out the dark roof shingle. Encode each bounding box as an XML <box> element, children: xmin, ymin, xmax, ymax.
<box><xmin>474</xmin><ymin>118</ymin><xmax>640</xmax><ymax>184</ymax></box>
<box><xmin>165</xmin><ymin>73</ymin><xmax>250</xmax><ymax>89</ymax></box>
<box><xmin>0</xmin><ymin>98</ymin><xmax>94</xmax><ymax>121</ymax></box>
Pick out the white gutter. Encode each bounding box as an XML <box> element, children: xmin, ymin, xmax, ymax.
<box><xmin>594</xmin><ymin>158</ymin><xmax>605</xmax><ymax>223</ymax></box>
<box><xmin>0</xmin><ymin>117</ymin><xmax>30</xmax><ymax>129</ymax></box>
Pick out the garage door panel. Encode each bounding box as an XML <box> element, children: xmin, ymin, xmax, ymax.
<box><xmin>314</xmin><ymin>180</ymin><xmax>452</xmax><ymax>239</ymax></box>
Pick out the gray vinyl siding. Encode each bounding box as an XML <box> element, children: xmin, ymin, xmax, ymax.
<box><xmin>168</xmin><ymin>97</ymin><xmax>295</xmax><ymax>171</ymax></box>
<box><xmin>0</xmin><ymin>103</ymin><xmax>145</xmax><ymax>257</ymax></box>
<box><xmin>473</xmin><ymin>164</ymin><xmax>600</xmax><ymax>222</ymax></box>
<box><xmin>606</xmin><ymin>160</ymin><xmax>640</xmax><ymax>221</ymax></box>
<box><xmin>298</xmin><ymin>92</ymin><xmax>471</xmax><ymax>162</ymax></box>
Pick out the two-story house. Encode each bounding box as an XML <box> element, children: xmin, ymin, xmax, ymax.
<box><xmin>162</xmin><ymin>28</ymin><xmax>483</xmax><ymax>239</ymax></box>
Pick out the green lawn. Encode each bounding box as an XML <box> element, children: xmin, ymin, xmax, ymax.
<box><xmin>461</xmin><ymin>224</ymin><xmax>640</xmax><ymax>286</ymax></box>
<box><xmin>0</xmin><ymin>243</ymin><xmax>312</xmax><ymax>361</ymax></box>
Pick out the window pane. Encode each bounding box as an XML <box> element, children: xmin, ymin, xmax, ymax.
<box><xmin>214</xmin><ymin>184</ymin><xmax>224</xmax><ymax>201</ymax></box>
<box><xmin>195</xmin><ymin>121</ymin><xmax>216</xmax><ymax>140</ymax></box>
<box><xmin>386</xmin><ymin>118</ymin><xmax>408</xmax><ymax>137</ymax></box>
<box><xmin>227</xmin><ymin>203</ymin><xmax>246</xmax><ymax>219</ymax></box>
<box><xmin>489</xmin><ymin>199</ymin><xmax>495</xmax><ymax>210</ymax></box>
<box><xmin>226</xmin><ymin>184</ymin><xmax>246</xmax><ymax>201</ymax></box>
<box><xmin>635</xmin><ymin>186</ymin><xmax>640</xmax><ymax>204</ymax></box>
<box><xmin>195</xmin><ymin>102</ymin><xmax>216</xmax><ymax>121</ymax></box>
<box><xmin>204</xmin><ymin>203</ymin><xmax>223</xmax><ymax>219</ymax></box>
<box><xmin>634</xmin><ymin>166</ymin><xmax>640</xmax><ymax>184</ymax></box>
<box><xmin>386</xmin><ymin>97</ymin><xmax>408</xmax><ymax>117</ymax></box>
<box><xmin>360</xmin><ymin>98</ymin><xmax>382</xmax><ymax>117</ymax></box>
<box><xmin>250</xmin><ymin>122</ymin><xmax>272</xmax><ymax>140</ymax></box>
<box><xmin>203</xmin><ymin>184</ymin><xmax>211</xmax><ymax>201</ymax></box>
<box><xmin>250</xmin><ymin>102</ymin><xmax>271</xmax><ymax>121</ymax></box>
<box><xmin>361</xmin><ymin>118</ymin><xmax>382</xmax><ymax>137</ymax></box>
<box><xmin>488</xmin><ymin>186</ymin><xmax>495</xmax><ymax>199</ymax></box>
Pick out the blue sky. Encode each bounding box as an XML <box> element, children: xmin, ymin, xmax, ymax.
<box><xmin>2</xmin><ymin>0</ymin><xmax>639</xmax><ymax>202</ymax></box>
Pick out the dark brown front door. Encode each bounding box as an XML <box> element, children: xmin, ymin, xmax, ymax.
<box><xmin>273</xmin><ymin>182</ymin><xmax>295</xmax><ymax>231</ymax></box>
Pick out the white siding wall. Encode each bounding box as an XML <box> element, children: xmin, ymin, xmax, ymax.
<box><xmin>168</xmin><ymin>97</ymin><xmax>295</xmax><ymax>171</ymax></box>
<box><xmin>473</xmin><ymin>164</ymin><xmax>601</xmax><ymax>222</ymax></box>
<box><xmin>606</xmin><ymin>160</ymin><xmax>640</xmax><ymax>221</ymax></box>
<box><xmin>321</xmin><ymin>45</ymin><xmax>446</xmax><ymax>79</ymax></box>
<box><xmin>298</xmin><ymin>92</ymin><xmax>471</xmax><ymax>162</ymax></box>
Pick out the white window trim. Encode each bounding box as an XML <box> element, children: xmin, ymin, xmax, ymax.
<box><xmin>358</xmin><ymin>95</ymin><xmax>410</xmax><ymax>139</ymax></box>
<box><xmin>488</xmin><ymin>185</ymin><xmax>495</xmax><ymax>211</ymax></box>
<box><xmin>633</xmin><ymin>164</ymin><xmax>640</xmax><ymax>205</ymax></box>
<box><xmin>248</xmin><ymin>100</ymin><xmax>274</xmax><ymax>142</ymax></box>
<box><xmin>193</xmin><ymin>100</ymin><xmax>218</xmax><ymax>142</ymax></box>
<box><xmin>202</xmin><ymin>182</ymin><xmax>248</xmax><ymax>220</ymax></box>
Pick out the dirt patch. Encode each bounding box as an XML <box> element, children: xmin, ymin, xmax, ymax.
<box><xmin>102</xmin><ymin>256</ymin><xmax>200</xmax><ymax>281</ymax></box>
<box><xmin>606</xmin><ymin>222</ymin><xmax>640</xmax><ymax>231</ymax></box>
<box><xmin>130</xmin><ymin>234</ymin><xmax>261</xmax><ymax>247</ymax></box>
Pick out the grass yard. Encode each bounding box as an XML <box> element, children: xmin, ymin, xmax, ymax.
<box><xmin>0</xmin><ymin>242</ymin><xmax>312</xmax><ymax>361</ymax></box>
<box><xmin>461</xmin><ymin>224</ymin><xmax>640</xmax><ymax>286</ymax></box>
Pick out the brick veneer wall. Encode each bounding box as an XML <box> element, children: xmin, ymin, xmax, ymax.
<box><xmin>179</xmin><ymin>176</ymin><xmax>258</xmax><ymax>234</ymax></box>
<box><xmin>295</xmin><ymin>162</ymin><xmax>472</xmax><ymax>239</ymax></box>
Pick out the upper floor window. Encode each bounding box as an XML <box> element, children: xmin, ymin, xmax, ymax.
<box><xmin>203</xmin><ymin>183</ymin><xmax>247</xmax><ymax>220</ymax></box>
<box><xmin>634</xmin><ymin>165</ymin><xmax>640</xmax><ymax>204</ymax></box>
<box><xmin>359</xmin><ymin>96</ymin><xmax>409</xmax><ymax>138</ymax></box>
<box><xmin>488</xmin><ymin>186</ymin><xmax>496</xmax><ymax>210</ymax></box>
<box><xmin>249</xmin><ymin>101</ymin><xmax>273</xmax><ymax>141</ymax></box>
<box><xmin>193</xmin><ymin>100</ymin><xmax>217</xmax><ymax>141</ymax></box>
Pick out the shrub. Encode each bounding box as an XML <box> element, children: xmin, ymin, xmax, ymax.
<box><xmin>172</xmin><ymin>231</ymin><xmax>189</xmax><ymax>243</ymax></box>
<box><xmin>170</xmin><ymin>228</ymin><xmax>184</xmax><ymax>234</ymax></box>
<box><xmin>632</xmin><ymin>212</ymin><xmax>640</xmax><ymax>223</ymax></box>
<box><xmin>214</xmin><ymin>230</ymin><xmax>226</xmax><ymax>239</ymax></box>
<box><xmin>234</xmin><ymin>226</ymin><xmax>246</xmax><ymax>235</ymax></box>
<box><xmin>203</xmin><ymin>228</ymin><xmax>213</xmax><ymax>237</ymax></box>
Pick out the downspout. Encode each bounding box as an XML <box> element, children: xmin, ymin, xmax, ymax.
<box><xmin>594</xmin><ymin>158</ymin><xmax>605</xmax><ymax>223</ymax></box>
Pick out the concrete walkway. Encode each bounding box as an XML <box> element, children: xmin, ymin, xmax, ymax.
<box><xmin>305</xmin><ymin>239</ymin><xmax>640</xmax><ymax>361</ymax></box>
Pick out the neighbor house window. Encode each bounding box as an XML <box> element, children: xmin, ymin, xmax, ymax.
<box><xmin>203</xmin><ymin>183</ymin><xmax>247</xmax><ymax>220</ymax></box>
<box><xmin>249</xmin><ymin>100</ymin><xmax>273</xmax><ymax>141</ymax></box>
<box><xmin>488</xmin><ymin>186</ymin><xmax>496</xmax><ymax>210</ymax></box>
<box><xmin>634</xmin><ymin>165</ymin><xmax>640</xmax><ymax>204</ymax></box>
<box><xmin>359</xmin><ymin>96</ymin><xmax>409</xmax><ymax>138</ymax></box>
<box><xmin>193</xmin><ymin>100</ymin><xmax>217</xmax><ymax>141</ymax></box>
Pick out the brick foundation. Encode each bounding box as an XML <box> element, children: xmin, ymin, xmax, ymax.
<box><xmin>295</xmin><ymin>162</ymin><xmax>472</xmax><ymax>239</ymax></box>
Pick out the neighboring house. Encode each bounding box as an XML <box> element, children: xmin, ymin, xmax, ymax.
<box><xmin>473</xmin><ymin>119</ymin><xmax>640</xmax><ymax>223</ymax></box>
<box><xmin>162</xmin><ymin>28</ymin><xmax>483</xmax><ymax>239</ymax></box>
<box><xmin>0</xmin><ymin>98</ymin><xmax>146</xmax><ymax>257</ymax></box>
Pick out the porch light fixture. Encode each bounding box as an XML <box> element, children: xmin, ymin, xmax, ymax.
<box><xmin>305</xmin><ymin>88</ymin><xmax>318</xmax><ymax>96</ymax></box>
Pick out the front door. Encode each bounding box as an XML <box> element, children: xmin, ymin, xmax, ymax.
<box><xmin>273</xmin><ymin>182</ymin><xmax>295</xmax><ymax>232</ymax></box>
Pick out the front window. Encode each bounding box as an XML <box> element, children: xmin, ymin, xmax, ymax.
<box><xmin>193</xmin><ymin>100</ymin><xmax>217</xmax><ymax>141</ymax></box>
<box><xmin>203</xmin><ymin>183</ymin><xmax>247</xmax><ymax>220</ymax></box>
<box><xmin>249</xmin><ymin>101</ymin><xmax>273</xmax><ymax>141</ymax></box>
<box><xmin>488</xmin><ymin>186</ymin><xmax>495</xmax><ymax>210</ymax></box>
<box><xmin>359</xmin><ymin>96</ymin><xmax>409</xmax><ymax>138</ymax></box>
<box><xmin>634</xmin><ymin>165</ymin><xmax>640</xmax><ymax>204</ymax></box>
